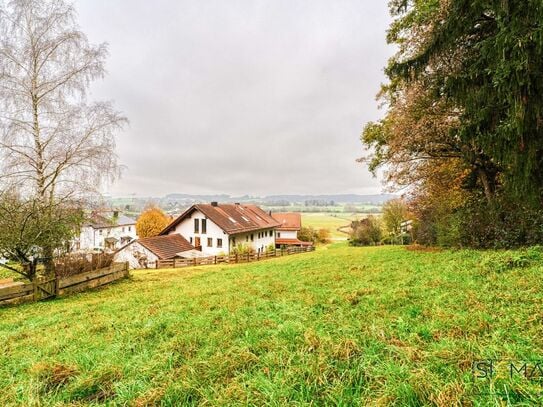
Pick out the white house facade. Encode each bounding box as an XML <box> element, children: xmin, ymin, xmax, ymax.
<box><xmin>75</xmin><ymin>211</ymin><xmax>137</xmax><ymax>252</ymax></box>
<box><xmin>160</xmin><ymin>202</ymin><xmax>280</xmax><ymax>255</ymax></box>
<box><xmin>271</xmin><ymin>212</ymin><xmax>313</xmax><ymax>247</ymax></box>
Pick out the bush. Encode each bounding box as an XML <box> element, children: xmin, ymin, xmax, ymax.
<box><xmin>54</xmin><ymin>253</ymin><xmax>114</xmax><ymax>278</ymax></box>
<box><xmin>298</xmin><ymin>226</ymin><xmax>317</xmax><ymax>244</ymax></box>
<box><xmin>457</xmin><ymin>197</ymin><xmax>543</xmax><ymax>249</ymax></box>
<box><xmin>230</xmin><ymin>244</ymin><xmax>254</xmax><ymax>255</ymax></box>
<box><xmin>350</xmin><ymin>216</ymin><xmax>382</xmax><ymax>246</ymax></box>
<box><xmin>316</xmin><ymin>228</ymin><xmax>331</xmax><ymax>244</ymax></box>
<box><xmin>298</xmin><ymin>226</ymin><xmax>332</xmax><ymax>244</ymax></box>
<box><xmin>412</xmin><ymin>193</ymin><xmax>543</xmax><ymax>249</ymax></box>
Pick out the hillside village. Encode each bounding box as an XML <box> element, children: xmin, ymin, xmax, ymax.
<box><xmin>2</xmin><ymin>0</ymin><xmax>543</xmax><ymax>405</ymax></box>
<box><xmin>68</xmin><ymin>202</ymin><xmax>315</xmax><ymax>269</ymax></box>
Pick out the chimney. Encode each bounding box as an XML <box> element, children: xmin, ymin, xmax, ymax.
<box><xmin>211</xmin><ymin>201</ymin><xmax>218</xmax><ymax>207</ymax></box>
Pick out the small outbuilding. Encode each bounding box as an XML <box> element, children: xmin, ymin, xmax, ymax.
<box><xmin>114</xmin><ymin>234</ymin><xmax>194</xmax><ymax>269</ymax></box>
<box><xmin>271</xmin><ymin>212</ymin><xmax>313</xmax><ymax>248</ymax></box>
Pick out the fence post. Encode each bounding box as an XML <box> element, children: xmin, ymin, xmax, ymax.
<box><xmin>235</xmin><ymin>253</ymin><xmax>238</xmax><ymax>263</ymax></box>
<box><xmin>125</xmin><ymin>261</ymin><xmax>130</xmax><ymax>277</ymax></box>
<box><xmin>193</xmin><ymin>258</ymin><xmax>197</xmax><ymax>266</ymax></box>
<box><xmin>32</xmin><ymin>279</ymin><xmax>38</xmax><ymax>301</ymax></box>
<box><xmin>214</xmin><ymin>256</ymin><xmax>217</xmax><ymax>265</ymax></box>
<box><xmin>257</xmin><ymin>252</ymin><xmax>260</xmax><ymax>261</ymax></box>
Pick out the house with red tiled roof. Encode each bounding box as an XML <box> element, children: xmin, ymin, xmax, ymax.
<box><xmin>271</xmin><ymin>212</ymin><xmax>313</xmax><ymax>248</ymax></box>
<box><xmin>114</xmin><ymin>234</ymin><xmax>195</xmax><ymax>269</ymax></box>
<box><xmin>160</xmin><ymin>202</ymin><xmax>280</xmax><ymax>255</ymax></box>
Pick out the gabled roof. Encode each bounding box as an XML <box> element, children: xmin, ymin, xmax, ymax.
<box><xmin>276</xmin><ymin>238</ymin><xmax>313</xmax><ymax>246</ymax></box>
<box><xmin>137</xmin><ymin>234</ymin><xmax>194</xmax><ymax>259</ymax></box>
<box><xmin>271</xmin><ymin>212</ymin><xmax>302</xmax><ymax>231</ymax></box>
<box><xmin>160</xmin><ymin>203</ymin><xmax>281</xmax><ymax>235</ymax></box>
<box><xmin>86</xmin><ymin>211</ymin><xmax>136</xmax><ymax>229</ymax></box>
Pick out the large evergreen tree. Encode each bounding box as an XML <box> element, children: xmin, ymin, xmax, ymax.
<box><xmin>363</xmin><ymin>0</ymin><xmax>543</xmax><ymax>246</ymax></box>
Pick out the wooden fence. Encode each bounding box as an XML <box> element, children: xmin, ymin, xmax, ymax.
<box><xmin>156</xmin><ymin>245</ymin><xmax>316</xmax><ymax>269</ymax></box>
<box><xmin>0</xmin><ymin>262</ymin><xmax>129</xmax><ymax>306</ymax></box>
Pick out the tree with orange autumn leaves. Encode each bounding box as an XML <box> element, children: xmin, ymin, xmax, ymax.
<box><xmin>136</xmin><ymin>205</ymin><xmax>171</xmax><ymax>238</ymax></box>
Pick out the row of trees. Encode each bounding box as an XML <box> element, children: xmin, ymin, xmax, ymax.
<box><xmin>0</xmin><ymin>0</ymin><xmax>126</xmax><ymax>280</ymax></box>
<box><xmin>362</xmin><ymin>0</ymin><xmax>543</xmax><ymax>248</ymax></box>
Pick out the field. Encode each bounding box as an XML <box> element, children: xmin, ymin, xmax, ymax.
<box><xmin>301</xmin><ymin>213</ymin><xmax>359</xmax><ymax>239</ymax></box>
<box><xmin>1</xmin><ymin>243</ymin><xmax>542</xmax><ymax>405</ymax></box>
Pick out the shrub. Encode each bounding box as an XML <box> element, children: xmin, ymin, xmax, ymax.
<box><xmin>350</xmin><ymin>216</ymin><xmax>382</xmax><ymax>246</ymax></box>
<box><xmin>457</xmin><ymin>197</ymin><xmax>543</xmax><ymax>249</ymax></box>
<box><xmin>299</xmin><ymin>226</ymin><xmax>332</xmax><ymax>244</ymax></box>
<box><xmin>298</xmin><ymin>226</ymin><xmax>317</xmax><ymax>244</ymax></box>
<box><xmin>230</xmin><ymin>244</ymin><xmax>254</xmax><ymax>255</ymax></box>
<box><xmin>54</xmin><ymin>253</ymin><xmax>114</xmax><ymax>278</ymax></box>
<box><xmin>316</xmin><ymin>228</ymin><xmax>331</xmax><ymax>244</ymax></box>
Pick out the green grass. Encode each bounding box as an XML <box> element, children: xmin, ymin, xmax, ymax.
<box><xmin>301</xmin><ymin>213</ymin><xmax>359</xmax><ymax>239</ymax></box>
<box><xmin>1</xmin><ymin>243</ymin><xmax>543</xmax><ymax>405</ymax></box>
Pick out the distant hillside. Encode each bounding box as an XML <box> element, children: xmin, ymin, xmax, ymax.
<box><xmin>161</xmin><ymin>193</ymin><xmax>396</xmax><ymax>204</ymax></box>
<box><xmin>262</xmin><ymin>194</ymin><xmax>397</xmax><ymax>204</ymax></box>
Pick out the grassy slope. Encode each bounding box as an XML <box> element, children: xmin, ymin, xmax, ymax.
<box><xmin>301</xmin><ymin>213</ymin><xmax>356</xmax><ymax>239</ymax></box>
<box><xmin>1</xmin><ymin>244</ymin><xmax>542</xmax><ymax>406</ymax></box>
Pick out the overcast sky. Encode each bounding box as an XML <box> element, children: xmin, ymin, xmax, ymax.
<box><xmin>76</xmin><ymin>0</ymin><xmax>393</xmax><ymax>197</ymax></box>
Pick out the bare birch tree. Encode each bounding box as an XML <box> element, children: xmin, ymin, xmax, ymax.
<box><xmin>0</xmin><ymin>0</ymin><xmax>126</xmax><ymax>275</ymax></box>
<box><xmin>0</xmin><ymin>0</ymin><xmax>127</xmax><ymax>202</ymax></box>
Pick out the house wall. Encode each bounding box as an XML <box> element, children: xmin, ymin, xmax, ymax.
<box><xmin>114</xmin><ymin>241</ymin><xmax>158</xmax><ymax>269</ymax></box>
<box><xmin>276</xmin><ymin>230</ymin><xmax>298</xmax><ymax>239</ymax></box>
<box><xmin>169</xmin><ymin>209</ymin><xmax>230</xmax><ymax>255</ymax></box>
<box><xmin>229</xmin><ymin>230</ymin><xmax>275</xmax><ymax>254</ymax></box>
<box><xmin>78</xmin><ymin>224</ymin><xmax>137</xmax><ymax>252</ymax></box>
<box><xmin>167</xmin><ymin>209</ymin><xmax>276</xmax><ymax>255</ymax></box>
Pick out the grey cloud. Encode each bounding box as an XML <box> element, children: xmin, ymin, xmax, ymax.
<box><xmin>76</xmin><ymin>0</ymin><xmax>393</xmax><ymax>196</ymax></box>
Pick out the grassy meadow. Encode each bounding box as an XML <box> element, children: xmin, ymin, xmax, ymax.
<box><xmin>301</xmin><ymin>213</ymin><xmax>358</xmax><ymax>239</ymax></box>
<box><xmin>1</xmin><ymin>243</ymin><xmax>543</xmax><ymax>406</ymax></box>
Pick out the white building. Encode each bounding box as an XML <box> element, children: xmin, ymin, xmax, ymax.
<box><xmin>160</xmin><ymin>202</ymin><xmax>279</xmax><ymax>255</ymax></box>
<box><xmin>75</xmin><ymin>211</ymin><xmax>137</xmax><ymax>252</ymax></box>
<box><xmin>271</xmin><ymin>212</ymin><xmax>313</xmax><ymax>247</ymax></box>
<box><xmin>114</xmin><ymin>234</ymin><xmax>194</xmax><ymax>269</ymax></box>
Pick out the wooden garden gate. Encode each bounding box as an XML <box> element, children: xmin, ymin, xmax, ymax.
<box><xmin>33</xmin><ymin>276</ymin><xmax>58</xmax><ymax>301</ymax></box>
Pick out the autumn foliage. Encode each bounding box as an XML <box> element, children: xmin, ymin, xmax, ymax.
<box><xmin>362</xmin><ymin>0</ymin><xmax>543</xmax><ymax>248</ymax></box>
<box><xmin>136</xmin><ymin>206</ymin><xmax>170</xmax><ymax>238</ymax></box>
